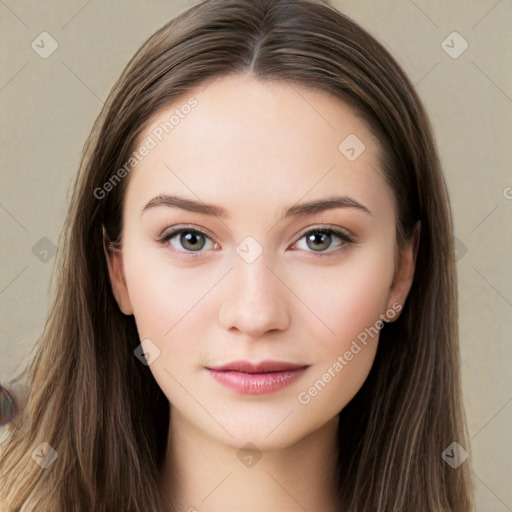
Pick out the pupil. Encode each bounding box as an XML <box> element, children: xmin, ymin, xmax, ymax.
<box><xmin>178</xmin><ymin>231</ymin><xmax>331</xmax><ymax>252</ymax></box>
<box><xmin>182</xmin><ymin>232</ymin><xmax>205</xmax><ymax>251</ymax></box>
<box><xmin>307</xmin><ymin>232</ymin><xmax>330</xmax><ymax>251</ymax></box>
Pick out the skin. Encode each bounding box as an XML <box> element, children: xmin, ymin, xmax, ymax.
<box><xmin>107</xmin><ymin>73</ymin><xmax>417</xmax><ymax>512</ymax></box>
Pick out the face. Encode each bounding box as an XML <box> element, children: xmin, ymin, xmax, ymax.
<box><xmin>107</xmin><ymin>74</ymin><xmax>416</xmax><ymax>450</ymax></box>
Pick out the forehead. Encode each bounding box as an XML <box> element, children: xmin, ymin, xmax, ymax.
<box><xmin>124</xmin><ymin>74</ymin><xmax>393</xmax><ymax>219</ymax></box>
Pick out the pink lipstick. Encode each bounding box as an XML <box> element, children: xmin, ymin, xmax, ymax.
<box><xmin>206</xmin><ymin>360</ymin><xmax>309</xmax><ymax>395</ymax></box>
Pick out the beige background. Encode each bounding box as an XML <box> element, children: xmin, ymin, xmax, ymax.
<box><xmin>0</xmin><ymin>1</ymin><xmax>510</xmax><ymax>510</ymax></box>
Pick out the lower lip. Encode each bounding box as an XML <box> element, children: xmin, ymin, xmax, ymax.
<box><xmin>207</xmin><ymin>367</ymin><xmax>308</xmax><ymax>395</ymax></box>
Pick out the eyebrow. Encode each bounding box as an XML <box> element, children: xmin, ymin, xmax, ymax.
<box><xmin>141</xmin><ymin>194</ymin><xmax>372</xmax><ymax>219</ymax></box>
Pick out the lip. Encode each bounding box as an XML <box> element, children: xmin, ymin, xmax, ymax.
<box><xmin>206</xmin><ymin>360</ymin><xmax>309</xmax><ymax>395</ymax></box>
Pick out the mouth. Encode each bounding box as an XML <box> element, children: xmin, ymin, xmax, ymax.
<box><xmin>206</xmin><ymin>360</ymin><xmax>310</xmax><ymax>395</ymax></box>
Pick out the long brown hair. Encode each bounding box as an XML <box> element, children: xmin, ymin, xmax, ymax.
<box><xmin>0</xmin><ymin>0</ymin><xmax>473</xmax><ymax>510</ymax></box>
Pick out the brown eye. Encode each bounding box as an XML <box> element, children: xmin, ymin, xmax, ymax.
<box><xmin>178</xmin><ymin>231</ymin><xmax>207</xmax><ymax>251</ymax></box>
<box><xmin>160</xmin><ymin>227</ymin><xmax>216</xmax><ymax>254</ymax></box>
<box><xmin>295</xmin><ymin>228</ymin><xmax>354</xmax><ymax>255</ymax></box>
<box><xmin>305</xmin><ymin>231</ymin><xmax>332</xmax><ymax>252</ymax></box>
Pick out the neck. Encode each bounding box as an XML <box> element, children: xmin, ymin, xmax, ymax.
<box><xmin>159</xmin><ymin>409</ymin><xmax>341</xmax><ymax>512</ymax></box>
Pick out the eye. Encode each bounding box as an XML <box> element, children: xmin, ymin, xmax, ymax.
<box><xmin>158</xmin><ymin>225</ymin><xmax>354</xmax><ymax>258</ymax></box>
<box><xmin>158</xmin><ymin>226</ymin><xmax>217</xmax><ymax>255</ymax></box>
<box><xmin>293</xmin><ymin>227</ymin><xmax>354</xmax><ymax>255</ymax></box>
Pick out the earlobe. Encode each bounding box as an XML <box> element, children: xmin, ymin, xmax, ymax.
<box><xmin>386</xmin><ymin>222</ymin><xmax>420</xmax><ymax>321</ymax></box>
<box><xmin>102</xmin><ymin>226</ymin><xmax>134</xmax><ymax>316</ymax></box>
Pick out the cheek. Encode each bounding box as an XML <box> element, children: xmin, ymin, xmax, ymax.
<box><xmin>293</xmin><ymin>264</ymin><xmax>393</xmax><ymax>418</ymax></box>
<box><xmin>290</xmin><ymin>244</ymin><xmax>395</xmax><ymax>408</ymax></box>
<box><xmin>122</xmin><ymin>248</ymin><xmax>218</xmax><ymax>364</ymax></box>
<box><xmin>293</xmin><ymin>245</ymin><xmax>395</xmax><ymax>353</ymax></box>
<box><xmin>124</xmin><ymin>235</ymin><xmax>395</xmax><ymax>355</ymax></box>
<box><xmin>124</xmin><ymin>262</ymin><xmax>182</xmax><ymax>340</ymax></box>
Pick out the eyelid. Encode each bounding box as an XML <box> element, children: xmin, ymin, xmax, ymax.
<box><xmin>289</xmin><ymin>225</ymin><xmax>355</xmax><ymax>258</ymax></box>
<box><xmin>157</xmin><ymin>223</ymin><xmax>355</xmax><ymax>257</ymax></box>
<box><xmin>294</xmin><ymin>224</ymin><xmax>355</xmax><ymax>243</ymax></box>
<box><xmin>158</xmin><ymin>223</ymin><xmax>217</xmax><ymax>242</ymax></box>
<box><xmin>157</xmin><ymin>224</ymin><xmax>219</xmax><ymax>257</ymax></box>
<box><xmin>158</xmin><ymin>223</ymin><xmax>354</xmax><ymax>241</ymax></box>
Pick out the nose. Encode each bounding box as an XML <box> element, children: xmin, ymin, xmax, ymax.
<box><xmin>218</xmin><ymin>253</ymin><xmax>291</xmax><ymax>339</ymax></box>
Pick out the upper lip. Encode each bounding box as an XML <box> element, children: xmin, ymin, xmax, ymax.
<box><xmin>207</xmin><ymin>360</ymin><xmax>309</xmax><ymax>374</ymax></box>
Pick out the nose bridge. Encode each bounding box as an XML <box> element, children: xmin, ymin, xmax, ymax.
<box><xmin>218</xmin><ymin>248</ymin><xmax>291</xmax><ymax>337</ymax></box>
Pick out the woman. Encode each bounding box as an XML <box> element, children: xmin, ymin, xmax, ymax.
<box><xmin>0</xmin><ymin>0</ymin><xmax>474</xmax><ymax>510</ymax></box>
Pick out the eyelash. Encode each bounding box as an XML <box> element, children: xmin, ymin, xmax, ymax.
<box><xmin>157</xmin><ymin>224</ymin><xmax>355</xmax><ymax>259</ymax></box>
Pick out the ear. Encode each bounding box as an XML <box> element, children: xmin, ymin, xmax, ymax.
<box><xmin>385</xmin><ymin>222</ymin><xmax>420</xmax><ymax>321</ymax></box>
<box><xmin>103</xmin><ymin>226</ymin><xmax>134</xmax><ymax>316</ymax></box>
